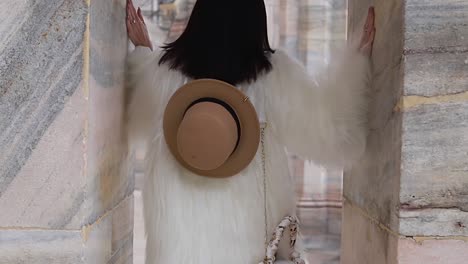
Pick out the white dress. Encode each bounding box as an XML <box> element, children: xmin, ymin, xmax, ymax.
<box><xmin>126</xmin><ymin>45</ymin><xmax>370</xmax><ymax>264</ymax></box>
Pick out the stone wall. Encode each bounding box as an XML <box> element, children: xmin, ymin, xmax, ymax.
<box><xmin>343</xmin><ymin>0</ymin><xmax>468</xmax><ymax>263</ymax></box>
<box><xmin>0</xmin><ymin>0</ymin><xmax>132</xmax><ymax>263</ymax></box>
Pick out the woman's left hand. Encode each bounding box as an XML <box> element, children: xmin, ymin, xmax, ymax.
<box><xmin>359</xmin><ymin>7</ymin><xmax>376</xmax><ymax>57</ymax></box>
<box><xmin>126</xmin><ymin>0</ymin><xmax>153</xmax><ymax>51</ymax></box>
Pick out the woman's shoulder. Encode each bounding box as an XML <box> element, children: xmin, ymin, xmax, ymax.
<box><xmin>128</xmin><ymin>46</ymin><xmax>163</xmax><ymax>64</ymax></box>
<box><xmin>269</xmin><ymin>49</ymin><xmax>305</xmax><ymax>72</ymax></box>
<box><xmin>127</xmin><ymin>46</ymin><xmax>175</xmax><ymax>75</ymax></box>
<box><xmin>267</xmin><ymin>48</ymin><xmax>308</xmax><ymax>81</ymax></box>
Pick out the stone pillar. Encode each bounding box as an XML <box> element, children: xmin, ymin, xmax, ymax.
<box><xmin>0</xmin><ymin>1</ymin><xmax>132</xmax><ymax>263</ymax></box>
<box><xmin>343</xmin><ymin>1</ymin><xmax>468</xmax><ymax>263</ymax></box>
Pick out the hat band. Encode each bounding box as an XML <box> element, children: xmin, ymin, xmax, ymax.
<box><xmin>185</xmin><ymin>97</ymin><xmax>241</xmax><ymax>154</ymax></box>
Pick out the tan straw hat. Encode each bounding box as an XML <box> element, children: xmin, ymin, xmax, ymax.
<box><xmin>163</xmin><ymin>79</ymin><xmax>260</xmax><ymax>178</ymax></box>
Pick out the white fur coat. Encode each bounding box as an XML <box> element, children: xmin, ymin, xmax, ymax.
<box><xmin>126</xmin><ymin>45</ymin><xmax>370</xmax><ymax>264</ymax></box>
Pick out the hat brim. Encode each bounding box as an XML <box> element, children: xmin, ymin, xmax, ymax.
<box><xmin>163</xmin><ymin>79</ymin><xmax>260</xmax><ymax>177</ymax></box>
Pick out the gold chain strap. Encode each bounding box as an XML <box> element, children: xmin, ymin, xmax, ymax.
<box><xmin>260</xmin><ymin>122</ymin><xmax>305</xmax><ymax>264</ymax></box>
<box><xmin>260</xmin><ymin>123</ymin><xmax>269</xmax><ymax>261</ymax></box>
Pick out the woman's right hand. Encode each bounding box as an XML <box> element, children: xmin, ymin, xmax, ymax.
<box><xmin>126</xmin><ymin>0</ymin><xmax>153</xmax><ymax>50</ymax></box>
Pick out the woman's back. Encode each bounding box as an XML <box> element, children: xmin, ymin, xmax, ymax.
<box><xmin>125</xmin><ymin>0</ymin><xmax>376</xmax><ymax>262</ymax></box>
<box><xmin>126</xmin><ymin>45</ymin><xmax>371</xmax><ymax>263</ymax></box>
<box><xmin>128</xmin><ymin>47</ymin><xmax>297</xmax><ymax>263</ymax></box>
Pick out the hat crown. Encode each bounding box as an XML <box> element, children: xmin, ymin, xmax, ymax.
<box><xmin>177</xmin><ymin>102</ymin><xmax>239</xmax><ymax>171</ymax></box>
<box><xmin>163</xmin><ymin>79</ymin><xmax>260</xmax><ymax>178</ymax></box>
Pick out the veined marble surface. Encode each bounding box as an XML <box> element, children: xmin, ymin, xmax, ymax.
<box><xmin>84</xmin><ymin>195</ymin><xmax>134</xmax><ymax>264</ymax></box>
<box><xmin>398</xmin><ymin>238</ymin><xmax>468</xmax><ymax>264</ymax></box>
<box><xmin>0</xmin><ymin>0</ymin><xmax>91</xmax><ymax>228</ymax></box>
<box><xmin>405</xmin><ymin>0</ymin><xmax>468</xmax><ymax>53</ymax></box>
<box><xmin>0</xmin><ymin>0</ymin><xmax>133</xmax><ymax>262</ymax></box>
<box><xmin>0</xmin><ymin>0</ymin><xmax>87</xmax><ymax>198</ymax></box>
<box><xmin>399</xmin><ymin>0</ymin><xmax>468</xmax><ymax>237</ymax></box>
<box><xmin>0</xmin><ymin>230</ymin><xmax>83</xmax><ymax>264</ymax></box>
<box><xmin>404</xmin><ymin>0</ymin><xmax>468</xmax><ymax>97</ymax></box>
<box><xmin>0</xmin><ymin>0</ymin><xmax>132</xmax><ymax>229</ymax></box>
<box><xmin>0</xmin><ymin>195</ymin><xmax>133</xmax><ymax>264</ymax></box>
<box><xmin>74</xmin><ymin>0</ymin><xmax>133</xmax><ymax>229</ymax></box>
<box><xmin>341</xmin><ymin>200</ymin><xmax>398</xmax><ymax>264</ymax></box>
<box><xmin>344</xmin><ymin>0</ymin><xmax>468</xmax><ymax>261</ymax></box>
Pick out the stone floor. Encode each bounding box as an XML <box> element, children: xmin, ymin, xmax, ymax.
<box><xmin>132</xmin><ymin>1</ymin><xmax>346</xmax><ymax>263</ymax></box>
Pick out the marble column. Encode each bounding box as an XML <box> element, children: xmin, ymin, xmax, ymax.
<box><xmin>343</xmin><ymin>1</ymin><xmax>468</xmax><ymax>263</ymax></box>
<box><xmin>0</xmin><ymin>0</ymin><xmax>133</xmax><ymax>263</ymax></box>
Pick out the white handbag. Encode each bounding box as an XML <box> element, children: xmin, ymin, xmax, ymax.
<box><xmin>260</xmin><ymin>216</ymin><xmax>306</xmax><ymax>264</ymax></box>
<box><xmin>258</xmin><ymin>124</ymin><xmax>306</xmax><ymax>264</ymax></box>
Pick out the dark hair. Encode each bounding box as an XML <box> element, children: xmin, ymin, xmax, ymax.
<box><xmin>159</xmin><ymin>0</ymin><xmax>275</xmax><ymax>85</ymax></box>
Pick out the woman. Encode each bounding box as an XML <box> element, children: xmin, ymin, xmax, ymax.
<box><xmin>126</xmin><ymin>0</ymin><xmax>375</xmax><ymax>263</ymax></box>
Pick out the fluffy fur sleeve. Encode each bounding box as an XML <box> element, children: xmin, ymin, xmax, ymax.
<box><xmin>126</xmin><ymin>46</ymin><xmax>161</xmax><ymax>144</ymax></box>
<box><xmin>126</xmin><ymin>46</ymin><xmax>182</xmax><ymax>146</ymax></box>
<box><xmin>266</xmin><ymin>46</ymin><xmax>371</xmax><ymax>169</ymax></box>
